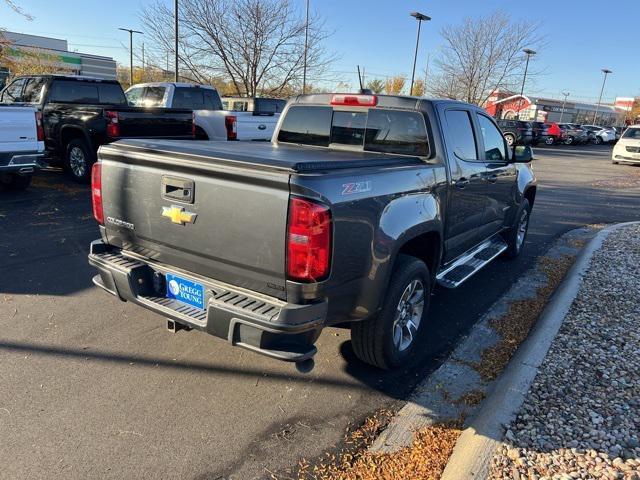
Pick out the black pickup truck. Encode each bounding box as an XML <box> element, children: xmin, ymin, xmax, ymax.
<box><xmin>88</xmin><ymin>92</ymin><xmax>536</xmax><ymax>371</ymax></box>
<box><xmin>0</xmin><ymin>75</ymin><xmax>194</xmax><ymax>182</ymax></box>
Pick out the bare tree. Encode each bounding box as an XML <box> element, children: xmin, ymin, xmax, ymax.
<box><xmin>140</xmin><ymin>0</ymin><xmax>334</xmax><ymax>96</ymax></box>
<box><xmin>2</xmin><ymin>0</ymin><xmax>33</xmax><ymax>20</ymax></box>
<box><xmin>427</xmin><ymin>12</ymin><xmax>543</xmax><ymax>106</ymax></box>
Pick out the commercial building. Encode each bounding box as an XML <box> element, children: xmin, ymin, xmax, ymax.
<box><xmin>0</xmin><ymin>31</ymin><xmax>117</xmax><ymax>88</ymax></box>
<box><xmin>485</xmin><ymin>89</ymin><xmax>632</xmax><ymax>127</ymax></box>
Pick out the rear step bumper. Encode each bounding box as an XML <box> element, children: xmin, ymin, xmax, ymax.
<box><xmin>88</xmin><ymin>240</ymin><xmax>326</xmax><ymax>363</ymax></box>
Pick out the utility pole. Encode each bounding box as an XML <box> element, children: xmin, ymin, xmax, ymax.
<box><xmin>592</xmin><ymin>69</ymin><xmax>612</xmax><ymax>125</ymax></box>
<box><xmin>302</xmin><ymin>0</ymin><xmax>309</xmax><ymax>94</ymax></box>
<box><xmin>119</xmin><ymin>28</ymin><xmax>143</xmax><ymax>87</ymax></box>
<box><xmin>517</xmin><ymin>48</ymin><xmax>536</xmax><ymax>119</ymax></box>
<box><xmin>409</xmin><ymin>12</ymin><xmax>431</xmax><ymax>96</ymax></box>
<box><xmin>559</xmin><ymin>91</ymin><xmax>570</xmax><ymax>123</ymax></box>
<box><xmin>174</xmin><ymin>0</ymin><xmax>179</xmax><ymax>82</ymax></box>
<box><xmin>141</xmin><ymin>43</ymin><xmax>145</xmax><ymax>82</ymax></box>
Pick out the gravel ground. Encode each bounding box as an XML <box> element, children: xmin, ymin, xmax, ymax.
<box><xmin>491</xmin><ymin>224</ymin><xmax>640</xmax><ymax>480</ymax></box>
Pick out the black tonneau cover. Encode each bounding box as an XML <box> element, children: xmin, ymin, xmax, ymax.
<box><xmin>100</xmin><ymin>139</ymin><xmax>422</xmax><ymax>173</ymax></box>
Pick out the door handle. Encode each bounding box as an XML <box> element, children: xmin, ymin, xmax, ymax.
<box><xmin>485</xmin><ymin>174</ymin><xmax>498</xmax><ymax>183</ymax></box>
<box><xmin>162</xmin><ymin>175</ymin><xmax>195</xmax><ymax>203</ymax></box>
<box><xmin>455</xmin><ymin>178</ymin><xmax>470</xmax><ymax>189</ymax></box>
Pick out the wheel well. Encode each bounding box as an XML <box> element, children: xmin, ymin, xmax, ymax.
<box><xmin>60</xmin><ymin>128</ymin><xmax>87</xmax><ymax>152</ymax></box>
<box><xmin>524</xmin><ymin>186</ymin><xmax>537</xmax><ymax>207</ymax></box>
<box><xmin>194</xmin><ymin>126</ymin><xmax>209</xmax><ymax>140</ymax></box>
<box><xmin>398</xmin><ymin>231</ymin><xmax>441</xmax><ymax>277</ymax></box>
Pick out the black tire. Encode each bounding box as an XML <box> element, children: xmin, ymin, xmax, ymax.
<box><xmin>194</xmin><ymin>126</ymin><xmax>209</xmax><ymax>140</ymax></box>
<box><xmin>64</xmin><ymin>138</ymin><xmax>95</xmax><ymax>183</ymax></box>
<box><xmin>351</xmin><ymin>255</ymin><xmax>431</xmax><ymax>370</ymax></box>
<box><xmin>594</xmin><ymin>136</ymin><xmax>603</xmax><ymax>145</ymax></box>
<box><xmin>0</xmin><ymin>173</ymin><xmax>32</xmax><ymax>191</ymax></box>
<box><xmin>504</xmin><ymin>198</ymin><xmax>531</xmax><ymax>258</ymax></box>
<box><xmin>564</xmin><ymin>136</ymin><xmax>574</xmax><ymax>145</ymax></box>
<box><xmin>504</xmin><ymin>133</ymin><xmax>516</xmax><ymax>147</ymax></box>
<box><xmin>544</xmin><ymin>136</ymin><xmax>555</xmax><ymax>145</ymax></box>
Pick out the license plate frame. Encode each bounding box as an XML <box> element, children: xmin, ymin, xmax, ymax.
<box><xmin>165</xmin><ymin>273</ymin><xmax>205</xmax><ymax>310</ymax></box>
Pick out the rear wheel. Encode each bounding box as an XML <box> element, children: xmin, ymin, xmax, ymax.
<box><xmin>544</xmin><ymin>136</ymin><xmax>555</xmax><ymax>145</ymax></box>
<box><xmin>504</xmin><ymin>198</ymin><xmax>531</xmax><ymax>258</ymax></box>
<box><xmin>64</xmin><ymin>138</ymin><xmax>95</xmax><ymax>183</ymax></box>
<box><xmin>594</xmin><ymin>136</ymin><xmax>603</xmax><ymax>145</ymax></box>
<box><xmin>351</xmin><ymin>255</ymin><xmax>430</xmax><ymax>370</ymax></box>
<box><xmin>564</xmin><ymin>136</ymin><xmax>574</xmax><ymax>145</ymax></box>
<box><xmin>504</xmin><ymin>133</ymin><xmax>516</xmax><ymax>147</ymax></box>
<box><xmin>0</xmin><ymin>173</ymin><xmax>32</xmax><ymax>191</ymax></box>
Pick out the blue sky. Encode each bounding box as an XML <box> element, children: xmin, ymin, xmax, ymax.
<box><xmin>2</xmin><ymin>0</ymin><xmax>638</xmax><ymax>102</ymax></box>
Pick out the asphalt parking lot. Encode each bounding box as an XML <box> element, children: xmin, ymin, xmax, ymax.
<box><xmin>1</xmin><ymin>144</ymin><xmax>639</xmax><ymax>480</ymax></box>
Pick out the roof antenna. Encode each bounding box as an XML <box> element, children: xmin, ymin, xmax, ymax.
<box><xmin>357</xmin><ymin>65</ymin><xmax>372</xmax><ymax>95</ymax></box>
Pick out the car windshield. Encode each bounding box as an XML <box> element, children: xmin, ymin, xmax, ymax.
<box><xmin>622</xmin><ymin>128</ymin><xmax>640</xmax><ymax>139</ymax></box>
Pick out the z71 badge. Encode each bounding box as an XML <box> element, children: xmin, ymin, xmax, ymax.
<box><xmin>341</xmin><ymin>181</ymin><xmax>372</xmax><ymax>195</ymax></box>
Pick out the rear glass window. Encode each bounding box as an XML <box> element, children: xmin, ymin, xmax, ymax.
<box><xmin>49</xmin><ymin>81</ymin><xmax>99</xmax><ymax>103</ymax></box>
<box><xmin>98</xmin><ymin>83</ymin><xmax>127</xmax><ymax>105</ymax></box>
<box><xmin>278</xmin><ymin>106</ymin><xmax>429</xmax><ymax>156</ymax></box>
<box><xmin>144</xmin><ymin>86</ymin><xmax>166</xmax><ymax>107</ymax></box>
<box><xmin>22</xmin><ymin>77</ymin><xmax>47</xmax><ymax>103</ymax></box>
<box><xmin>173</xmin><ymin>88</ymin><xmax>205</xmax><ymax>109</ymax></box>
<box><xmin>277</xmin><ymin>106</ymin><xmax>332</xmax><ymax>146</ymax></box>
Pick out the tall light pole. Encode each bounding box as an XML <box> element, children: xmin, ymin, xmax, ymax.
<box><xmin>517</xmin><ymin>48</ymin><xmax>536</xmax><ymax>119</ymax></box>
<box><xmin>409</xmin><ymin>12</ymin><xmax>431</xmax><ymax>96</ymax></box>
<box><xmin>559</xmin><ymin>91</ymin><xmax>570</xmax><ymax>123</ymax></box>
<box><xmin>174</xmin><ymin>0</ymin><xmax>179</xmax><ymax>82</ymax></box>
<box><xmin>302</xmin><ymin>0</ymin><xmax>309</xmax><ymax>94</ymax></box>
<box><xmin>119</xmin><ymin>28</ymin><xmax>143</xmax><ymax>87</ymax></box>
<box><xmin>592</xmin><ymin>69</ymin><xmax>612</xmax><ymax>125</ymax></box>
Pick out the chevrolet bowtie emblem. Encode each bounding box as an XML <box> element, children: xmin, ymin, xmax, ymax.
<box><xmin>162</xmin><ymin>205</ymin><xmax>197</xmax><ymax>225</ymax></box>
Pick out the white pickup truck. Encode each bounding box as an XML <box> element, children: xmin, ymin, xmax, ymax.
<box><xmin>0</xmin><ymin>105</ymin><xmax>45</xmax><ymax>190</ymax></box>
<box><xmin>125</xmin><ymin>83</ymin><xmax>282</xmax><ymax>142</ymax></box>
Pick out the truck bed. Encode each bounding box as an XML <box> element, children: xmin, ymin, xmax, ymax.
<box><xmin>100</xmin><ymin>139</ymin><xmax>422</xmax><ymax>173</ymax></box>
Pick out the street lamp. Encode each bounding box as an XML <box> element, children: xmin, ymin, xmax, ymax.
<box><xmin>592</xmin><ymin>69</ymin><xmax>612</xmax><ymax>125</ymax></box>
<box><xmin>409</xmin><ymin>12</ymin><xmax>431</xmax><ymax>96</ymax></box>
<box><xmin>174</xmin><ymin>0</ymin><xmax>179</xmax><ymax>82</ymax></box>
<box><xmin>119</xmin><ymin>28</ymin><xmax>143</xmax><ymax>87</ymax></box>
<box><xmin>517</xmin><ymin>48</ymin><xmax>536</xmax><ymax>119</ymax></box>
<box><xmin>302</xmin><ymin>0</ymin><xmax>309</xmax><ymax>94</ymax></box>
<box><xmin>559</xmin><ymin>91</ymin><xmax>570</xmax><ymax>123</ymax></box>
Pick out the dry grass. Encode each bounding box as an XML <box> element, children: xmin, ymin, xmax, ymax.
<box><xmin>295</xmin><ymin>418</ymin><xmax>462</xmax><ymax>480</ymax></box>
<box><xmin>474</xmin><ymin>255</ymin><xmax>576</xmax><ymax>381</ymax></box>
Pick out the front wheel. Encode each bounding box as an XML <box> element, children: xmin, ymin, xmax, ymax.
<box><xmin>594</xmin><ymin>136</ymin><xmax>603</xmax><ymax>145</ymax></box>
<box><xmin>350</xmin><ymin>255</ymin><xmax>430</xmax><ymax>370</ymax></box>
<box><xmin>564</xmin><ymin>136</ymin><xmax>574</xmax><ymax>145</ymax></box>
<box><xmin>504</xmin><ymin>198</ymin><xmax>531</xmax><ymax>258</ymax></box>
<box><xmin>64</xmin><ymin>139</ymin><xmax>95</xmax><ymax>183</ymax></box>
<box><xmin>544</xmin><ymin>136</ymin><xmax>555</xmax><ymax>145</ymax></box>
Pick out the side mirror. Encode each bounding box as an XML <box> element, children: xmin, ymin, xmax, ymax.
<box><xmin>513</xmin><ymin>145</ymin><xmax>534</xmax><ymax>163</ymax></box>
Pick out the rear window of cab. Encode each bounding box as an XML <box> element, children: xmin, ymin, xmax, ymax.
<box><xmin>277</xmin><ymin>105</ymin><xmax>430</xmax><ymax>157</ymax></box>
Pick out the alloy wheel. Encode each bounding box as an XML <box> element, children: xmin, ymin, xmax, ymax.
<box><xmin>392</xmin><ymin>279</ymin><xmax>425</xmax><ymax>352</ymax></box>
<box><xmin>69</xmin><ymin>146</ymin><xmax>87</xmax><ymax>178</ymax></box>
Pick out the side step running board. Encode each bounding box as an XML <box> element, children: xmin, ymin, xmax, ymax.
<box><xmin>436</xmin><ymin>237</ymin><xmax>508</xmax><ymax>288</ymax></box>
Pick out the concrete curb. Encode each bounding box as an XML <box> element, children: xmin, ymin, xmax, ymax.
<box><xmin>440</xmin><ymin>221</ymin><xmax>640</xmax><ymax>480</ymax></box>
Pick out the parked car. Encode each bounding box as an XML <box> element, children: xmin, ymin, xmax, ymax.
<box><xmin>125</xmin><ymin>83</ymin><xmax>282</xmax><ymax>141</ymax></box>
<box><xmin>558</xmin><ymin>123</ymin><xmax>589</xmax><ymax>145</ymax></box>
<box><xmin>580</xmin><ymin>125</ymin><xmax>616</xmax><ymax>144</ymax></box>
<box><xmin>532</xmin><ymin>122</ymin><xmax>562</xmax><ymax>145</ymax></box>
<box><xmin>0</xmin><ymin>75</ymin><xmax>195</xmax><ymax>182</ymax></box>
<box><xmin>612</xmin><ymin>125</ymin><xmax>640</xmax><ymax>165</ymax></box>
<box><xmin>0</xmin><ymin>105</ymin><xmax>45</xmax><ymax>190</ymax></box>
<box><xmin>496</xmin><ymin>119</ymin><xmax>534</xmax><ymax>146</ymax></box>
<box><xmin>88</xmin><ymin>92</ymin><xmax>536</xmax><ymax>371</ymax></box>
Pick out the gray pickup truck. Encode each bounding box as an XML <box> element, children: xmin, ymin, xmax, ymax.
<box><xmin>88</xmin><ymin>92</ymin><xmax>536</xmax><ymax>370</ymax></box>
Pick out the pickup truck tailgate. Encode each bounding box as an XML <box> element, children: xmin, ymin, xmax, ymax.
<box><xmin>98</xmin><ymin>140</ymin><xmax>291</xmax><ymax>299</ymax></box>
<box><xmin>116</xmin><ymin>107</ymin><xmax>193</xmax><ymax>138</ymax></box>
<box><xmin>0</xmin><ymin>106</ymin><xmax>39</xmax><ymax>153</ymax></box>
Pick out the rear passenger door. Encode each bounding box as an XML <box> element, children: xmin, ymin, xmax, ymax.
<box><xmin>475</xmin><ymin>112</ymin><xmax>517</xmax><ymax>238</ymax></box>
<box><xmin>440</xmin><ymin>107</ymin><xmax>488</xmax><ymax>261</ymax></box>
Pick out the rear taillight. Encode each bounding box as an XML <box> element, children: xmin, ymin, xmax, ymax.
<box><xmin>330</xmin><ymin>94</ymin><xmax>377</xmax><ymax>107</ymax></box>
<box><xmin>105</xmin><ymin>110</ymin><xmax>120</xmax><ymax>138</ymax></box>
<box><xmin>225</xmin><ymin>115</ymin><xmax>237</xmax><ymax>141</ymax></box>
<box><xmin>287</xmin><ymin>197</ymin><xmax>331</xmax><ymax>282</ymax></box>
<box><xmin>192</xmin><ymin>112</ymin><xmax>197</xmax><ymax>138</ymax></box>
<box><xmin>91</xmin><ymin>162</ymin><xmax>104</xmax><ymax>225</ymax></box>
<box><xmin>35</xmin><ymin>111</ymin><xmax>44</xmax><ymax>142</ymax></box>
